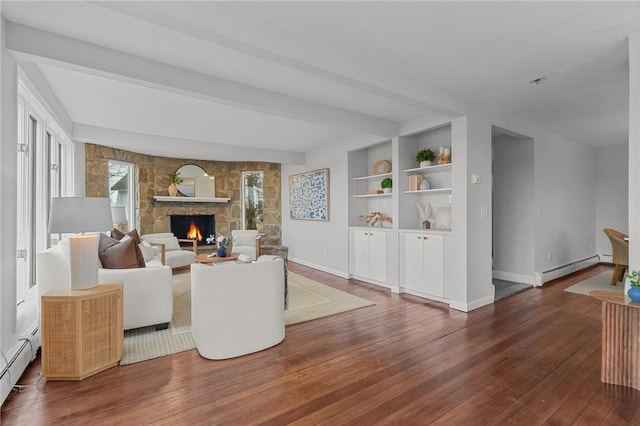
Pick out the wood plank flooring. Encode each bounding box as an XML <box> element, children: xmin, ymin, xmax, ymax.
<box><xmin>2</xmin><ymin>263</ymin><xmax>640</xmax><ymax>425</ymax></box>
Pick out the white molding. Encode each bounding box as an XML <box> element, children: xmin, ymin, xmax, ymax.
<box><xmin>449</xmin><ymin>295</ymin><xmax>494</xmax><ymax>313</ymax></box>
<box><xmin>288</xmin><ymin>257</ymin><xmax>349</xmax><ymax>279</ymax></box>
<box><xmin>401</xmin><ymin>288</ymin><xmax>448</xmax><ymax>304</ymax></box>
<box><xmin>492</xmin><ymin>270</ymin><xmax>536</xmax><ymax>286</ymax></box>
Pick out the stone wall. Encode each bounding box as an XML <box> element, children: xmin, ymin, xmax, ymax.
<box><xmin>85</xmin><ymin>144</ymin><xmax>282</xmax><ymax>245</ymax></box>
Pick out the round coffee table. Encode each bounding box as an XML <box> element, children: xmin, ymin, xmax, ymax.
<box><xmin>195</xmin><ymin>252</ymin><xmax>239</xmax><ymax>265</ymax></box>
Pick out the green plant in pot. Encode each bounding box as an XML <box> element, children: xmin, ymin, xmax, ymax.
<box><xmin>627</xmin><ymin>270</ymin><xmax>640</xmax><ymax>303</ymax></box>
<box><xmin>381</xmin><ymin>177</ymin><xmax>392</xmax><ymax>193</ymax></box>
<box><xmin>416</xmin><ymin>148</ymin><xmax>436</xmax><ymax>167</ymax></box>
<box><xmin>167</xmin><ymin>171</ymin><xmax>183</xmax><ymax>197</ymax></box>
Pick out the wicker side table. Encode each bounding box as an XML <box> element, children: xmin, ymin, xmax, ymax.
<box><xmin>41</xmin><ymin>283</ymin><xmax>123</xmax><ymax>381</ymax></box>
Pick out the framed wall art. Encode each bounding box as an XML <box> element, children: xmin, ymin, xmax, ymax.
<box><xmin>288</xmin><ymin>168</ymin><xmax>330</xmax><ymax>221</ymax></box>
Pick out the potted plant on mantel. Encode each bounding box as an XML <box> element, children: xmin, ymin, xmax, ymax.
<box><xmin>416</xmin><ymin>148</ymin><xmax>436</xmax><ymax>168</ymax></box>
<box><xmin>167</xmin><ymin>171</ymin><xmax>183</xmax><ymax>197</ymax></box>
<box><xmin>627</xmin><ymin>270</ymin><xmax>640</xmax><ymax>303</ymax></box>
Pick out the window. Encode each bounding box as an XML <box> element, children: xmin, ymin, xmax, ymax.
<box><xmin>241</xmin><ymin>171</ymin><xmax>264</xmax><ymax>230</ymax></box>
<box><xmin>108</xmin><ymin>160</ymin><xmax>136</xmax><ymax>231</ymax></box>
<box><xmin>15</xmin><ymin>80</ymin><xmax>73</xmax><ymax>329</ymax></box>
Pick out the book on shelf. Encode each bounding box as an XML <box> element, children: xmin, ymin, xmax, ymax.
<box><xmin>406</xmin><ymin>174</ymin><xmax>423</xmax><ymax>191</ymax></box>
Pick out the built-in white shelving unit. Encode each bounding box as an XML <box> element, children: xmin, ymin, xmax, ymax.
<box><xmin>347</xmin><ymin>121</ymin><xmax>456</xmax><ymax>305</ymax></box>
<box><xmin>353</xmin><ymin>172</ymin><xmax>392</xmax><ymax>181</ymax></box>
<box><xmin>404</xmin><ymin>188</ymin><xmax>452</xmax><ymax>194</ymax></box>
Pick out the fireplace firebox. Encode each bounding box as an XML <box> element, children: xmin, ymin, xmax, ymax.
<box><xmin>170</xmin><ymin>215</ymin><xmax>215</xmax><ymax>246</ymax></box>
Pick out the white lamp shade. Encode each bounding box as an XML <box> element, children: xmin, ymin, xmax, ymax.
<box><xmin>48</xmin><ymin>197</ymin><xmax>113</xmax><ymax>234</ymax></box>
<box><xmin>111</xmin><ymin>205</ymin><xmax>128</xmax><ymax>223</ymax></box>
<box><xmin>48</xmin><ymin>197</ymin><xmax>112</xmax><ymax>290</ymax></box>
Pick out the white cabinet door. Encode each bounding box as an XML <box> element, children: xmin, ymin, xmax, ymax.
<box><xmin>354</xmin><ymin>230</ymin><xmax>371</xmax><ymax>278</ymax></box>
<box><xmin>368</xmin><ymin>230</ymin><xmax>387</xmax><ymax>282</ymax></box>
<box><xmin>422</xmin><ymin>234</ymin><xmax>444</xmax><ymax>297</ymax></box>
<box><xmin>404</xmin><ymin>233</ymin><xmax>425</xmax><ymax>292</ymax></box>
<box><xmin>403</xmin><ymin>233</ymin><xmax>444</xmax><ymax>297</ymax></box>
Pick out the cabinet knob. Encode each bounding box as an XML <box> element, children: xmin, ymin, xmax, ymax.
<box><xmin>417</xmin><ymin>236</ymin><xmax>422</xmax><ymax>239</ymax></box>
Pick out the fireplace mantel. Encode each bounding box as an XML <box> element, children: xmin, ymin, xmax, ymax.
<box><xmin>153</xmin><ymin>196</ymin><xmax>230</xmax><ymax>203</ymax></box>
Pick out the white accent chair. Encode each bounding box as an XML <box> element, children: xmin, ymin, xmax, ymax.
<box><xmin>37</xmin><ymin>238</ymin><xmax>173</xmax><ymax>331</ymax></box>
<box><xmin>231</xmin><ymin>230</ymin><xmax>262</xmax><ymax>261</ymax></box>
<box><xmin>191</xmin><ymin>256</ymin><xmax>285</xmax><ymax>360</ymax></box>
<box><xmin>141</xmin><ymin>232</ymin><xmax>195</xmax><ymax>269</ymax></box>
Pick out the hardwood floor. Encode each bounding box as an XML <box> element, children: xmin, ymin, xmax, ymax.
<box><xmin>2</xmin><ymin>263</ymin><xmax>639</xmax><ymax>425</ymax></box>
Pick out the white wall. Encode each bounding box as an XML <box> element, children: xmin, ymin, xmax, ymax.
<box><xmin>282</xmin><ymin>134</ymin><xmax>384</xmax><ymax>277</ymax></box>
<box><xmin>462</xmin><ymin>115</ymin><xmax>494</xmax><ymax>306</ymax></box>
<box><xmin>629</xmin><ymin>33</ymin><xmax>639</xmax><ymax>272</ymax></box>
<box><xmin>1</xmin><ymin>16</ymin><xmax>38</xmax><ymax>403</ymax></box>
<box><xmin>533</xmin><ymin>133</ymin><xmax>596</xmax><ymax>274</ymax></box>
<box><xmin>492</xmin><ymin>135</ymin><xmax>535</xmax><ymax>281</ymax></box>
<box><xmin>594</xmin><ymin>144</ymin><xmax>628</xmax><ymax>260</ymax></box>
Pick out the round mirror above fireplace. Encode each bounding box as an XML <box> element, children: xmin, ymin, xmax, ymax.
<box><xmin>175</xmin><ymin>164</ymin><xmax>206</xmax><ymax>197</ymax></box>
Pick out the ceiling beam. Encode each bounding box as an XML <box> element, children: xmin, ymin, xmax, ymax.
<box><xmin>6</xmin><ymin>22</ymin><xmax>399</xmax><ymax>138</ymax></box>
<box><xmin>73</xmin><ymin>124</ymin><xmax>306</xmax><ymax>164</ymax></box>
<box><xmin>95</xmin><ymin>1</ymin><xmax>465</xmax><ymax>117</ymax></box>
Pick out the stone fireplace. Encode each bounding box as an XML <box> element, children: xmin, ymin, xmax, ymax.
<box><xmin>84</xmin><ymin>144</ymin><xmax>283</xmax><ymax>246</ymax></box>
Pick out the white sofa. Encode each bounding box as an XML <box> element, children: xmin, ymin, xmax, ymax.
<box><xmin>37</xmin><ymin>238</ymin><xmax>173</xmax><ymax>331</ymax></box>
<box><xmin>191</xmin><ymin>256</ymin><xmax>285</xmax><ymax>360</ymax></box>
<box><xmin>141</xmin><ymin>233</ymin><xmax>195</xmax><ymax>269</ymax></box>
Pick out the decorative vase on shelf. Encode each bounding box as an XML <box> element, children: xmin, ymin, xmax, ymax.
<box><xmin>420</xmin><ymin>160</ymin><xmax>432</xmax><ymax>168</ymax></box>
<box><xmin>422</xmin><ymin>220</ymin><xmax>431</xmax><ymax>229</ymax></box>
<box><xmin>168</xmin><ymin>183</ymin><xmax>178</xmax><ymax>197</ymax></box>
<box><xmin>419</xmin><ymin>179</ymin><xmax>430</xmax><ymax>190</ymax></box>
<box><xmin>628</xmin><ymin>286</ymin><xmax>640</xmax><ymax>303</ymax></box>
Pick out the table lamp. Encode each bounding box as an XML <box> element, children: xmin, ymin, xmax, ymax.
<box><xmin>111</xmin><ymin>205</ymin><xmax>128</xmax><ymax>231</ymax></box>
<box><xmin>48</xmin><ymin>197</ymin><xmax>113</xmax><ymax>290</ymax></box>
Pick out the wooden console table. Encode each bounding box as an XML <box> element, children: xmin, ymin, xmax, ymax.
<box><xmin>590</xmin><ymin>290</ymin><xmax>640</xmax><ymax>390</ymax></box>
<box><xmin>41</xmin><ymin>283</ymin><xmax>123</xmax><ymax>381</ymax></box>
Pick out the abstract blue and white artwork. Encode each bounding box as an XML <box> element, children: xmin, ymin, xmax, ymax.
<box><xmin>289</xmin><ymin>168</ymin><xmax>330</xmax><ymax>221</ymax></box>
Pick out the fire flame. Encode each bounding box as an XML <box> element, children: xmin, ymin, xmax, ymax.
<box><xmin>186</xmin><ymin>221</ymin><xmax>203</xmax><ymax>241</ymax></box>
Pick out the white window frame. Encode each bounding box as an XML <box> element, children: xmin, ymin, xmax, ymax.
<box><xmin>108</xmin><ymin>160</ymin><xmax>136</xmax><ymax>232</ymax></box>
<box><xmin>241</xmin><ymin>171</ymin><xmax>264</xmax><ymax>230</ymax></box>
<box><xmin>15</xmin><ymin>79</ymin><xmax>73</xmax><ymax>330</ymax></box>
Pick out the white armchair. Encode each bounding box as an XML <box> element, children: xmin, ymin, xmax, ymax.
<box><xmin>191</xmin><ymin>256</ymin><xmax>285</xmax><ymax>360</ymax></box>
<box><xmin>231</xmin><ymin>230</ymin><xmax>262</xmax><ymax>261</ymax></box>
<box><xmin>141</xmin><ymin>232</ymin><xmax>195</xmax><ymax>269</ymax></box>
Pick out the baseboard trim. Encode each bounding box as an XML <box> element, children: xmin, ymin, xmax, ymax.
<box><xmin>1</xmin><ymin>326</ymin><xmax>39</xmax><ymax>405</ymax></box>
<box><xmin>401</xmin><ymin>288</ymin><xmax>448</xmax><ymax>304</ymax></box>
<box><xmin>492</xmin><ymin>271</ymin><xmax>536</xmax><ymax>285</ymax></box>
<box><xmin>449</xmin><ymin>295</ymin><xmax>494</xmax><ymax>312</ymax></box>
<box><xmin>288</xmin><ymin>257</ymin><xmax>349</xmax><ymax>279</ymax></box>
<box><xmin>534</xmin><ymin>255</ymin><xmax>600</xmax><ymax>286</ymax></box>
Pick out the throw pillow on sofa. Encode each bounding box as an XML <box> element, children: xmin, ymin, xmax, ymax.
<box><xmin>98</xmin><ymin>233</ymin><xmax>144</xmax><ymax>269</ymax></box>
<box><xmin>138</xmin><ymin>240</ymin><xmax>158</xmax><ymax>262</ymax></box>
<box><xmin>110</xmin><ymin>228</ymin><xmax>145</xmax><ymax>267</ymax></box>
<box><xmin>143</xmin><ymin>235</ymin><xmax>181</xmax><ymax>251</ymax></box>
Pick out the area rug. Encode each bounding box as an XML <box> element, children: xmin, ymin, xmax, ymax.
<box><xmin>564</xmin><ymin>271</ymin><xmax>625</xmax><ymax>296</ymax></box>
<box><xmin>120</xmin><ymin>270</ymin><xmax>374</xmax><ymax>365</ymax></box>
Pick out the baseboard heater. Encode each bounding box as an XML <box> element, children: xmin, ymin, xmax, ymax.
<box><xmin>535</xmin><ymin>255</ymin><xmax>600</xmax><ymax>286</ymax></box>
<box><xmin>1</xmin><ymin>327</ymin><xmax>38</xmax><ymax>405</ymax></box>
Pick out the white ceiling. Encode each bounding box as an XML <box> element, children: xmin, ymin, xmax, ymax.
<box><xmin>2</xmin><ymin>1</ymin><xmax>637</xmax><ymax>162</ymax></box>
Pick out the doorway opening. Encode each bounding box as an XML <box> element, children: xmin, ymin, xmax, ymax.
<box><xmin>492</xmin><ymin>126</ymin><xmax>535</xmax><ymax>300</ymax></box>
